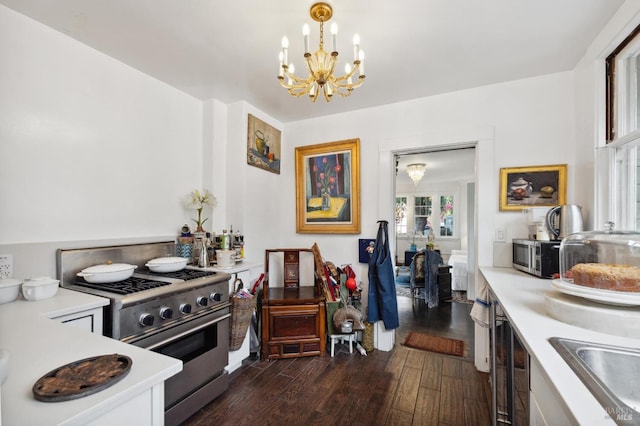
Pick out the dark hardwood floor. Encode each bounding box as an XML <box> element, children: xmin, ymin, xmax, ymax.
<box><xmin>183</xmin><ymin>290</ymin><xmax>492</xmax><ymax>426</ymax></box>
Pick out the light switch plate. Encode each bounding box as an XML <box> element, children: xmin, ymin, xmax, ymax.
<box><xmin>494</xmin><ymin>227</ymin><xmax>506</xmax><ymax>243</ymax></box>
<box><xmin>0</xmin><ymin>254</ymin><xmax>13</xmax><ymax>278</ymax></box>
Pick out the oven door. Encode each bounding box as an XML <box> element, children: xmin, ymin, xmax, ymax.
<box><xmin>130</xmin><ymin>308</ymin><xmax>230</xmax><ymax>411</ymax></box>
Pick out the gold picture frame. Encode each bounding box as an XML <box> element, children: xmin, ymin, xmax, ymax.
<box><xmin>247</xmin><ymin>114</ymin><xmax>281</xmax><ymax>174</ymax></box>
<box><xmin>499</xmin><ymin>164</ymin><xmax>567</xmax><ymax>211</ymax></box>
<box><xmin>295</xmin><ymin>139</ymin><xmax>361</xmax><ymax>234</ymax></box>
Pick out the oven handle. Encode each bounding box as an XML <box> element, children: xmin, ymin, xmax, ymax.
<box><xmin>144</xmin><ymin>312</ymin><xmax>231</xmax><ymax>351</ymax></box>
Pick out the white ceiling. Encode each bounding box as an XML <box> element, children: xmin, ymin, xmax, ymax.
<box><xmin>396</xmin><ymin>148</ymin><xmax>476</xmax><ymax>187</ymax></box>
<box><xmin>0</xmin><ymin>0</ymin><xmax>624</xmax><ymax>123</ymax></box>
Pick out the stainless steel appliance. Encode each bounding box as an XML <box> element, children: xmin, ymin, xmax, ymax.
<box><xmin>512</xmin><ymin>238</ymin><xmax>560</xmax><ymax>279</ymax></box>
<box><xmin>57</xmin><ymin>242</ymin><xmax>231</xmax><ymax>426</ymax></box>
<box><xmin>545</xmin><ymin>204</ymin><xmax>584</xmax><ymax>240</ymax></box>
<box><xmin>490</xmin><ymin>290</ymin><xmax>529</xmax><ymax>425</ymax></box>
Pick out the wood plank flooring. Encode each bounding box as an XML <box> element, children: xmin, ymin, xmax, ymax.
<box><xmin>183</xmin><ymin>291</ymin><xmax>492</xmax><ymax>426</ymax></box>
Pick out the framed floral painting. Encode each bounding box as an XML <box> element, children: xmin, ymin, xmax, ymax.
<box><xmin>295</xmin><ymin>139</ymin><xmax>361</xmax><ymax>233</ymax></box>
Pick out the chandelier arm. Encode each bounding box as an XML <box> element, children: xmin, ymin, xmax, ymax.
<box><xmin>332</xmin><ymin>61</ymin><xmax>361</xmax><ymax>83</ymax></box>
<box><xmin>333</xmin><ymin>76</ymin><xmax>365</xmax><ymax>90</ymax></box>
<box><xmin>324</xmin><ymin>54</ymin><xmax>338</xmax><ymax>81</ymax></box>
<box><xmin>282</xmin><ymin>67</ymin><xmax>316</xmax><ymax>85</ymax></box>
<box><xmin>303</xmin><ymin>55</ymin><xmax>320</xmax><ymax>82</ymax></box>
<box><xmin>278</xmin><ymin>76</ymin><xmax>312</xmax><ymax>91</ymax></box>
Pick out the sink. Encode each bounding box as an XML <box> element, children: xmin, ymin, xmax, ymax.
<box><xmin>550</xmin><ymin>337</ymin><xmax>640</xmax><ymax>425</ymax></box>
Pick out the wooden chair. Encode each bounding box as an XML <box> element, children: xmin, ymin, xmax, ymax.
<box><xmin>261</xmin><ymin>248</ymin><xmax>326</xmax><ymax>360</ymax></box>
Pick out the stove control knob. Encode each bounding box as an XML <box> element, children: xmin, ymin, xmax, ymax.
<box><xmin>159</xmin><ymin>307</ymin><xmax>173</xmax><ymax>320</ymax></box>
<box><xmin>139</xmin><ymin>314</ymin><xmax>154</xmax><ymax>327</ymax></box>
<box><xmin>210</xmin><ymin>292</ymin><xmax>222</xmax><ymax>302</ymax></box>
<box><xmin>196</xmin><ymin>296</ymin><xmax>208</xmax><ymax>307</ymax></box>
<box><xmin>179</xmin><ymin>303</ymin><xmax>192</xmax><ymax>314</ymax></box>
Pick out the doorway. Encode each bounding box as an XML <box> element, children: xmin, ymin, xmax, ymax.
<box><xmin>377</xmin><ymin>128</ymin><xmax>495</xmax><ymax>372</ymax></box>
<box><xmin>394</xmin><ymin>148</ymin><xmax>475</xmax><ymax>267</ymax></box>
<box><xmin>394</xmin><ymin>147</ymin><xmax>477</xmax><ymax>357</ymax></box>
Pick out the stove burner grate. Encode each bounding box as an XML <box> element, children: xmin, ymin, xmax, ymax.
<box><xmin>74</xmin><ymin>277</ymin><xmax>171</xmax><ymax>295</ymax></box>
<box><xmin>142</xmin><ymin>268</ymin><xmax>219</xmax><ymax>281</ymax></box>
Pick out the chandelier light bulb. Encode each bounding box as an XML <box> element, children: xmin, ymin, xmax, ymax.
<box><xmin>302</xmin><ymin>23</ymin><xmax>310</xmax><ymax>54</ymax></box>
<box><xmin>281</xmin><ymin>36</ymin><xmax>289</xmax><ymax>65</ymax></box>
<box><xmin>330</xmin><ymin>22</ymin><xmax>338</xmax><ymax>52</ymax></box>
<box><xmin>358</xmin><ymin>50</ymin><xmax>365</xmax><ymax>76</ymax></box>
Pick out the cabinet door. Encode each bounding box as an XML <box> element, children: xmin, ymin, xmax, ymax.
<box><xmin>53</xmin><ymin>307</ymin><xmax>103</xmax><ymax>334</ymax></box>
<box><xmin>269</xmin><ymin>305</ymin><xmax>320</xmax><ymax>340</ymax></box>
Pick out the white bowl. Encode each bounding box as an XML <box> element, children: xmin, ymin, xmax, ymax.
<box><xmin>0</xmin><ymin>278</ymin><xmax>22</xmax><ymax>305</ymax></box>
<box><xmin>21</xmin><ymin>277</ymin><xmax>59</xmax><ymax>301</ymax></box>
<box><xmin>145</xmin><ymin>256</ymin><xmax>188</xmax><ymax>273</ymax></box>
<box><xmin>77</xmin><ymin>263</ymin><xmax>136</xmax><ymax>283</ymax></box>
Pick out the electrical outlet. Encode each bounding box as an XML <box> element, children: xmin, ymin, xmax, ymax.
<box><xmin>0</xmin><ymin>254</ymin><xmax>13</xmax><ymax>278</ymax></box>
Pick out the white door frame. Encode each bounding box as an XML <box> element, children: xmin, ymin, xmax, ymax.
<box><xmin>378</xmin><ymin>126</ymin><xmax>495</xmax><ymax>372</ymax></box>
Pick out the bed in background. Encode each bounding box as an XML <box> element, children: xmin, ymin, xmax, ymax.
<box><xmin>448</xmin><ymin>250</ymin><xmax>468</xmax><ymax>291</ymax></box>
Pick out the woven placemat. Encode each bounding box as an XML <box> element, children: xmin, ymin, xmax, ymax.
<box><xmin>403</xmin><ymin>332</ymin><xmax>464</xmax><ymax>357</ymax></box>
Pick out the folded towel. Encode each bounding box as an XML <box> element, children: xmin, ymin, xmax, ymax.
<box><xmin>470</xmin><ymin>276</ymin><xmax>490</xmax><ymax>328</ymax></box>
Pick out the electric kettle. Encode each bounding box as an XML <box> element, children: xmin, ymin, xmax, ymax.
<box><xmin>545</xmin><ymin>205</ymin><xmax>583</xmax><ymax>240</ymax></box>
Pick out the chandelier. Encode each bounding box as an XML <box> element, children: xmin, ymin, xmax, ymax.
<box><xmin>406</xmin><ymin>163</ymin><xmax>426</xmax><ymax>186</ymax></box>
<box><xmin>277</xmin><ymin>2</ymin><xmax>365</xmax><ymax>102</ymax></box>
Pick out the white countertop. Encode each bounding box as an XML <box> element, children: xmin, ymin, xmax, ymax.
<box><xmin>204</xmin><ymin>260</ymin><xmax>261</xmax><ymax>275</ymax></box>
<box><xmin>480</xmin><ymin>267</ymin><xmax>640</xmax><ymax>425</ymax></box>
<box><xmin>0</xmin><ymin>288</ymin><xmax>182</xmax><ymax>425</ymax></box>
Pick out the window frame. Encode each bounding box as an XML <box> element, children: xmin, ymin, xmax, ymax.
<box><xmin>606</xmin><ymin>23</ymin><xmax>640</xmax><ymax>142</ymax></box>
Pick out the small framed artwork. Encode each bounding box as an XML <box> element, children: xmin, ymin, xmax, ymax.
<box><xmin>358</xmin><ymin>239</ymin><xmax>376</xmax><ymax>263</ymax></box>
<box><xmin>499</xmin><ymin>164</ymin><xmax>567</xmax><ymax>211</ymax></box>
<box><xmin>247</xmin><ymin>114</ymin><xmax>281</xmax><ymax>174</ymax></box>
<box><xmin>295</xmin><ymin>138</ymin><xmax>361</xmax><ymax>234</ymax></box>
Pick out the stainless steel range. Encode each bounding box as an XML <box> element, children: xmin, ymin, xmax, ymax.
<box><xmin>57</xmin><ymin>241</ymin><xmax>231</xmax><ymax>426</ymax></box>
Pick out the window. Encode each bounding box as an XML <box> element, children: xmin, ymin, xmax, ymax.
<box><xmin>603</xmin><ymin>23</ymin><xmax>640</xmax><ymax>230</ymax></box>
<box><xmin>606</xmin><ymin>24</ymin><xmax>640</xmax><ymax>141</ymax></box>
<box><xmin>414</xmin><ymin>196</ymin><xmax>433</xmax><ymax>236</ymax></box>
<box><xmin>439</xmin><ymin>195</ymin><xmax>454</xmax><ymax>236</ymax></box>
<box><xmin>395</xmin><ymin>197</ymin><xmax>407</xmax><ymax>234</ymax></box>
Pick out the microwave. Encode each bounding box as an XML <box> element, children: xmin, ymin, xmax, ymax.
<box><xmin>512</xmin><ymin>238</ymin><xmax>560</xmax><ymax>278</ymax></box>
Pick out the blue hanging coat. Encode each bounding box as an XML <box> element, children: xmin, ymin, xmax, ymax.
<box><xmin>367</xmin><ymin>221</ymin><xmax>400</xmax><ymax>329</ymax></box>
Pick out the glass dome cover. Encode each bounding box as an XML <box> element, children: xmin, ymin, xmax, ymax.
<box><xmin>559</xmin><ymin>226</ymin><xmax>640</xmax><ymax>292</ymax></box>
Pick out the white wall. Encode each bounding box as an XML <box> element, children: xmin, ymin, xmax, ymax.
<box><xmin>0</xmin><ymin>5</ymin><xmax>203</xmax><ymax>244</ymax></box>
<box><xmin>0</xmin><ymin>5</ymin><xmax>203</xmax><ymax>276</ymax></box>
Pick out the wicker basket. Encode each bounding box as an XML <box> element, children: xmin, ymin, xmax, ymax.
<box><xmin>229</xmin><ymin>279</ymin><xmax>255</xmax><ymax>351</ymax></box>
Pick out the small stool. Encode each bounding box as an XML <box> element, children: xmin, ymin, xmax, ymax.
<box><xmin>328</xmin><ymin>333</ymin><xmax>357</xmax><ymax>357</ymax></box>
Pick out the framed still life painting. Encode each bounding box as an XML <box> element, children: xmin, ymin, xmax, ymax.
<box><xmin>499</xmin><ymin>164</ymin><xmax>567</xmax><ymax>211</ymax></box>
<box><xmin>295</xmin><ymin>139</ymin><xmax>361</xmax><ymax>234</ymax></box>
<box><xmin>247</xmin><ymin>114</ymin><xmax>281</xmax><ymax>174</ymax></box>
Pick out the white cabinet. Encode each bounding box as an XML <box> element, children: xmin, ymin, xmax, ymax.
<box><xmin>529</xmin><ymin>357</ymin><xmax>573</xmax><ymax>425</ymax></box>
<box><xmin>52</xmin><ymin>306</ymin><xmax>103</xmax><ymax>334</ymax></box>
